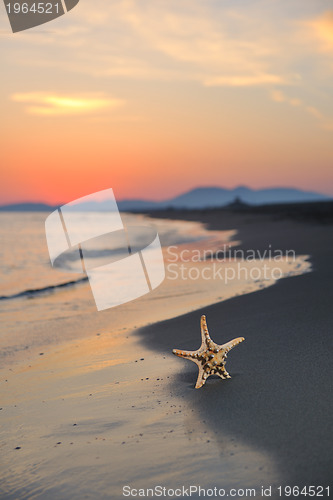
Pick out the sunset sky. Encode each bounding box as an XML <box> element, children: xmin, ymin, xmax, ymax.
<box><xmin>1</xmin><ymin>0</ymin><xmax>333</xmax><ymax>205</ymax></box>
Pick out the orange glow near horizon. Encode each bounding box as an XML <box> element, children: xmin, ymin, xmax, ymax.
<box><xmin>2</xmin><ymin>111</ymin><xmax>333</xmax><ymax>205</ymax></box>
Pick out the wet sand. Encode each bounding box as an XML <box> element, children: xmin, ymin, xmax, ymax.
<box><xmin>143</xmin><ymin>202</ymin><xmax>333</xmax><ymax>489</ymax></box>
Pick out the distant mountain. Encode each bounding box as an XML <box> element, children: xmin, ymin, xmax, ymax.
<box><xmin>0</xmin><ymin>202</ymin><xmax>56</xmax><ymax>212</ymax></box>
<box><xmin>0</xmin><ymin>186</ymin><xmax>330</xmax><ymax>212</ymax></box>
<box><xmin>118</xmin><ymin>199</ymin><xmax>159</xmax><ymax>211</ymax></box>
<box><xmin>120</xmin><ymin>186</ymin><xmax>330</xmax><ymax>210</ymax></box>
<box><xmin>160</xmin><ymin>186</ymin><xmax>330</xmax><ymax>209</ymax></box>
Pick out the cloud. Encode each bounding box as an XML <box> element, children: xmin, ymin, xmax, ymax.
<box><xmin>108</xmin><ymin>0</ymin><xmax>297</xmax><ymax>87</ymax></box>
<box><xmin>269</xmin><ymin>89</ymin><xmax>333</xmax><ymax>131</ymax></box>
<box><xmin>304</xmin><ymin>11</ymin><xmax>333</xmax><ymax>52</ymax></box>
<box><xmin>270</xmin><ymin>90</ymin><xmax>287</xmax><ymax>103</ymax></box>
<box><xmin>7</xmin><ymin>0</ymin><xmax>298</xmax><ymax>87</ymax></box>
<box><xmin>205</xmin><ymin>74</ymin><xmax>289</xmax><ymax>88</ymax></box>
<box><xmin>5</xmin><ymin>0</ymin><xmax>333</xmax><ymax>133</ymax></box>
<box><xmin>270</xmin><ymin>90</ymin><xmax>302</xmax><ymax>106</ymax></box>
<box><xmin>11</xmin><ymin>92</ymin><xmax>124</xmax><ymax>116</ymax></box>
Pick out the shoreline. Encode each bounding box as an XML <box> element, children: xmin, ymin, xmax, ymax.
<box><xmin>140</xmin><ymin>205</ymin><xmax>333</xmax><ymax>488</ymax></box>
<box><xmin>0</xmin><ymin>213</ymin><xmax>308</xmax><ymax>373</ymax></box>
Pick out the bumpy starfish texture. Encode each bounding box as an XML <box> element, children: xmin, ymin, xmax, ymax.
<box><xmin>173</xmin><ymin>315</ymin><xmax>245</xmax><ymax>389</ymax></box>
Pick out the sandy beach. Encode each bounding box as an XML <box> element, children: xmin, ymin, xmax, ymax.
<box><xmin>1</xmin><ymin>203</ymin><xmax>332</xmax><ymax>499</ymax></box>
<box><xmin>146</xmin><ymin>203</ymin><xmax>333</xmax><ymax>490</ymax></box>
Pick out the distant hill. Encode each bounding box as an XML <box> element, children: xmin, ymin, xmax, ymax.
<box><xmin>0</xmin><ymin>186</ymin><xmax>330</xmax><ymax>212</ymax></box>
<box><xmin>159</xmin><ymin>186</ymin><xmax>330</xmax><ymax>209</ymax></box>
<box><xmin>118</xmin><ymin>186</ymin><xmax>331</xmax><ymax>210</ymax></box>
<box><xmin>0</xmin><ymin>202</ymin><xmax>56</xmax><ymax>212</ymax></box>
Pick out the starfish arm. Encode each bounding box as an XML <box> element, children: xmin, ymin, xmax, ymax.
<box><xmin>222</xmin><ymin>337</ymin><xmax>245</xmax><ymax>353</ymax></box>
<box><xmin>200</xmin><ymin>314</ymin><xmax>211</xmax><ymax>349</ymax></box>
<box><xmin>195</xmin><ymin>365</ymin><xmax>209</xmax><ymax>389</ymax></box>
<box><xmin>173</xmin><ymin>348</ymin><xmax>199</xmax><ymax>361</ymax></box>
<box><xmin>216</xmin><ymin>365</ymin><xmax>231</xmax><ymax>379</ymax></box>
<box><xmin>173</xmin><ymin>349</ymin><xmax>204</xmax><ymax>386</ymax></box>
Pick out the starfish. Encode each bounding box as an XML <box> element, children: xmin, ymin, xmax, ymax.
<box><xmin>173</xmin><ymin>315</ymin><xmax>245</xmax><ymax>389</ymax></box>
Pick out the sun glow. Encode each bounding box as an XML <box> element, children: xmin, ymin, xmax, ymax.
<box><xmin>11</xmin><ymin>93</ymin><xmax>124</xmax><ymax>116</ymax></box>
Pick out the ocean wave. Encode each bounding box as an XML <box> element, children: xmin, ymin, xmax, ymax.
<box><xmin>0</xmin><ymin>277</ymin><xmax>88</xmax><ymax>301</ymax></box>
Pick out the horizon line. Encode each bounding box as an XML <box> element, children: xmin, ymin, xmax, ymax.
<box><xmin>0</xmin><ymin>183</ymin><xmax>332</xmax><ymax>208</ymax></box>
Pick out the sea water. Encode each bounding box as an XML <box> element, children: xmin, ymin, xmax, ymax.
<box><xmin>0</xmin><ymin>212</ymin><xmax>310</xmax><ymax>368</ymax></box>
